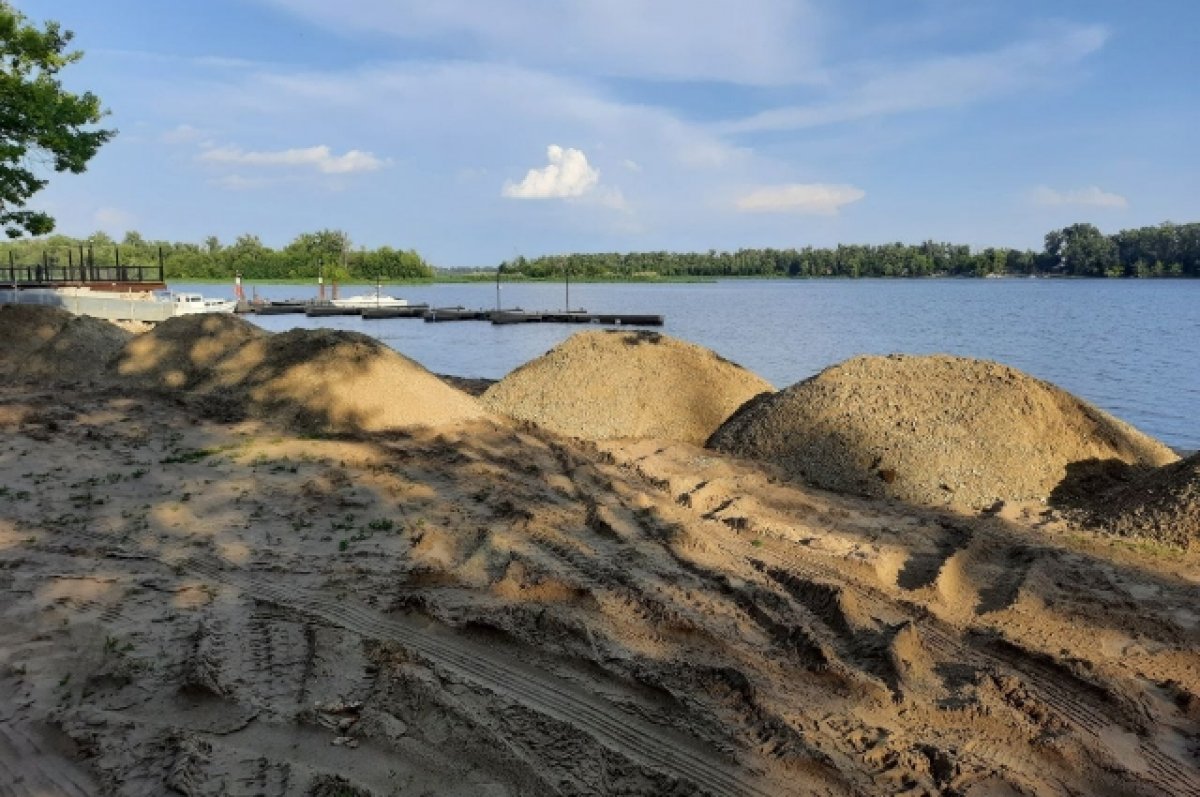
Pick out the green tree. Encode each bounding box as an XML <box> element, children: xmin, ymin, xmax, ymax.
<box><xmin>1</xmin><ymin>3</ymin><xmax>114</xmax><ymax>237</ymax></box>
<box><xmin>1044</xmin><ymin>223</ymin><xmax>1118</xmax><ymax>276</ymax></box>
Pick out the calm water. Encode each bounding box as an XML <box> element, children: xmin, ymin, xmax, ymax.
<box><xmin>176</xmin><ymin>279</ymin><xmax>1200</xmax><ymax>451</ymax></box>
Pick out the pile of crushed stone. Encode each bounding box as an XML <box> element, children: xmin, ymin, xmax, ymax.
<box><xmin>708</xmin><ymin>354</ymin><xmax>1177</xmax><ymax>508</ymax></box>
<box><xmin>116</xmin><ymin>318</ymin><xmax>489</xmax><ymax>433</ymax></box>
<box><xmin>0</xmin><ymin>304</ymin><xmax>131</xmax><ymax>384</ymax></box>
<box><xmin>1074</xmin><ymin>453</ymin><xmax>1200</xmax><ymax>549</ymax></box>
<box><xmin>481</xmin><ymin>330</ymin><xmax>774</xmax><ymax>444</ymax></box>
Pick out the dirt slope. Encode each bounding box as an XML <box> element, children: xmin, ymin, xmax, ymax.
<box><xmin>0</xmin><ymin>303</ymin><xmax>131</xmax><ymax>383</ymax></box>
<box><xmin>1</xmin><ymin>383</ymin><xmax>1196</xmax><ymax>796</ymax></box>
<box><xmin>482</xmin><ymin>330</ymin><xmax>774</xmax><ymax>444</ymax></box>
<box><xmin>709</xmin><ymin>354</ymin><xmax>1177</xmax><ymax>508</ymax></box>
<box><xmin>115</xmin><ymin>319</ymin><xmax>490</xmax><ymax>433</ymax></box>
<box><xmin>1073</xmin><ymin>452</ymin><xmax>1200</xmax><ymax>548</ymax></box>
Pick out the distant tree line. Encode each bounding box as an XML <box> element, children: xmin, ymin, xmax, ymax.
<box><xmin>0</xmin><ymin>229</ymin><xmax>432</xmax><ymax>281</ymax></box>
<box><xmin>500</xmin><ymin>222</ymin><xmax>1200</xmax><ymax>279</ymax></box>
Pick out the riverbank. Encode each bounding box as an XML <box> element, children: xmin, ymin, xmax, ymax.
<box><xmin>1</xmin><ymin>309</ymin><xmax>1197</xmax><ymax>796</ymax></box>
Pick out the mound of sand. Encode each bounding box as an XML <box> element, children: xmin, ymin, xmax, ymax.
<box><xmin>1079</xmin><ymin>453</ymin><xmax>1200</xmax><ymax>548</ymax></box>
<box><xmin>115</xmin><ymin>313</ymin><xmax>268</xmax><ymax>390</ymax></box>
<box><xmin>117</xmin><ymin>319</ymin><xmax>489</xmax><ymax>433</ymax></box>
<box><xmin>481</xmin><ymin>330</ymin><xmax>773</xmax><ymax>444</ymax></box>
<box><xmin>708</xmin><ymin>354</ymin><xmax>1177</xmax><ymax>507</ymax></box>
<box><xmin>0</xmin><ymin>304</ymin><xmax>131</xmax><ymax>383</ymax></box>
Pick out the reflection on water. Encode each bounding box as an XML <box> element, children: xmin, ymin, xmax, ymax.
<box><xmin>175</xmin><ymin>278</ymin><xmax>1200</xmax><ymax>450</ymax></box>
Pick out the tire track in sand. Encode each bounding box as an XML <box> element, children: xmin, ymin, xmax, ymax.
<box><xmin>180</xmin><ymin>557</ymin><xmax>779</xmax><ymax>797</ymax></box>
<box><xmin>712</xmin><ymin>529</ymin><xmax>1200</xmax><ymax>797</ymax></box>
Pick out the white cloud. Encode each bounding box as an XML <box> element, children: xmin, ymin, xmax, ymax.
<box><xmin>503</xmin><ymin>145</ymin><xmax>601</xmax><ymax>199</ymax></box>
<box><xmin>1030</xmin><ymin>185</ymin><xmax>1128</xmax><ymax>209</ymax></box>
<box><xmin>736</xmin><ymin>183</ymin><xmax>865</xmax><ymax>214</ymax></box>
<box><xmin>93</xmin><ymin>206</ymin><xmax>137</xmax><ymax>230</ymax></box>
<box><xmin>260</xmin><ymin>0</ymin><xmax>824</xmax><ymax>85</ymax></box>
<box><xmin>720</xmin><ymin>23</ymin><xmax>1109</xmax><ymax>133</ymax></box>
<box><xmin>199</xmin><ymin>144</ymin><xmax>387</xmax><ymax>174</ymax></box>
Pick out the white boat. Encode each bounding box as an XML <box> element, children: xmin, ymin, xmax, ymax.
<box><xmin>170</xmin><ymin>292</ymin><xmax>237</xmax><ymax>315</ymax></box>
<box><xmin>330</xmin><ymin>287</ymin><xmax>409</xmax><ymax>309</ymax></box>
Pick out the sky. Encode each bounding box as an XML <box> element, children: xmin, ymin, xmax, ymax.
<box><xmin>15</xmin><ymin>0</ymin><xmax>1200</xmax><ymax>266</ymax></box>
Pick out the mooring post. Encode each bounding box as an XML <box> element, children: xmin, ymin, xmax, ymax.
<box><xmin>496</xmin><ymin>264</ymin><xmax>503</xmax><ymax>311</ymax></box>
<box><xmin>158</xmin><ymin>246</ymin><xmax>165</xmax><ymax>283</ymax></box>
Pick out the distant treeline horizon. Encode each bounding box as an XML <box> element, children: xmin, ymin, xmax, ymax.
<box><xmin>502</xmin><ymin>221</ymin><xmax>1200</xmax><ymax>279</ymax></box>
<box><xmin>2</xmin><ymin>221</ymin><xmax>1197</xmax><ymax>281</ymax></box>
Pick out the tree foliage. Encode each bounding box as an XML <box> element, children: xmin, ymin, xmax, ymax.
<box><xmin>0</xmin><ymin>228</ymin><xmax>434</xmax><ymax>281</ymax></box>
<box><xmin>499</xmin><ymin>222</ymin><xmax>1200</xmax><ymax>280</ymax></box>
<box><xmin>0</xmin><ymin>3</ymin><xmax>114</xmax><ymax>237</ymax></box>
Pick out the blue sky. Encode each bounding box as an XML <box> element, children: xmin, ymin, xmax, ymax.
<box><xmin>16</xmin><ymin>0</ymin><xmax>1200</xmax><ymax>266</ymax></box>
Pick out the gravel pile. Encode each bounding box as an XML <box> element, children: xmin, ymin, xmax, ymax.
<box><xmin>482</xmin><ymin>330</ymin><xmax>774</xmax><ymax>444</ymax></box>
<box><xmin>119</xmin><ymin>321</ymin><xmax>488</xmax><ymax>433</ymax></box>
<box><xmin>1077</xmin><ymin>453</ymin><xmax>1200</xmax><ymax>549</ymax></box>
<box><xmin>708</xmin><ymin>354</ymin><xmax>1177</xmax><ymax>507</ymax></box>
<box><xmin>0</xmin><ymin>304</ymin><xmax>131</xmax><ymax>383</ymax></box>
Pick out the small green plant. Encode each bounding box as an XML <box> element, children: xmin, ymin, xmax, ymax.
<box><xmin>160</xmin><ymin>447</ymin><xmax>219</xmax><ymax>465</ymax></box>
<box><xmin>367</xmin><ymin>518</ymin><xmax>394</xmax><ymax>532</ymax></box>
<box><xmin>338</xmin><ymin>538</ymin><xmax>349</xmax><ymax>552</ymax></box>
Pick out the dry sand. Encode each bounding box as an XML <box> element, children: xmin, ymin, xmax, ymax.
<box><xmin>709</xmin><ymin>354</ymin><xmax>1178</xmax><ymax>508</ymax></box>
<box><xmin>1</xmin><ymin>319</ymin><xmax>1198</xmax><ymax>796</ymax></box>
<box><xmin>1059</xmin><ymin>452</ymin><xmax>1200</xmax><ymax>549</ymax></box>
<box><xmin>0</xmin><ymin>304</ymin><xmax>131</xmax><ymax>384</ymax></box>
<box><xmin>482</xmin><ymin>329</ymin><xmax>774</xmax><ymax>444</ymax></box>
<box><xmin>116</xmin><ymin>317</ymin><xmax>490</xmax><ymax>434</ymax></box>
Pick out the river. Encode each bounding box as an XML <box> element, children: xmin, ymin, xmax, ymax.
<box><xmin>174</xmin><ymin>278</ymin><xmax>1200</xmax><ymax>451</ymax></box>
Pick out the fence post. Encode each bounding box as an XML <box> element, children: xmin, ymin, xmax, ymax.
<box><xmin>158</xmin><ymin>246</ymin><xmax>165</xmax><ymax>284</ymax></box>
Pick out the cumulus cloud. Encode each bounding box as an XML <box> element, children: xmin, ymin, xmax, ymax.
<box><xmin>503</xmin><ymin>145</ymin><xmax>600</xmax><ymax>199</ymax></box>
<box><xmin>1030</xmin><ymin>185</ymin><xmax>1128</xmax><ymax>209</ymax></box>
<box><xmin>199</xmin><ymin>144</ymin><xmax>386</xmax><ymax>174</ymax></box>
<box><xmin>735</xmin><ymin>183</ymin><xmax>865</xmax><ymax>214</ymax></box>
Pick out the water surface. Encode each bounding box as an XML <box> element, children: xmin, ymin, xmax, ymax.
<box><xmin>176</xmin><ymin>279</ymin><xmax>1200</xmax><ymax>450</ymax></box>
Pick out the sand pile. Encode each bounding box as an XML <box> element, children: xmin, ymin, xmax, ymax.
<box><xmin>115</xmin><ymin>313</ymin><xmax>268</xmax><ymax>390</ymax></box>
<box><xmin>481</xmin><ymin>330</ymin><xmax>773</xmax><ymax>444</ymax></box>
<box><xmin>117</xmin><ymin>319</ymin><xmax>489</xmax><ymax>433</ymax></box>
<box><xmin>0</xmin><ymin>304</ymin><xmax>131</xmax><ymax>383</ymax></box>
<box><xmin>1078</xmin><ymin>453</ymin><xmax>1200</xmax><ymax>548</ymax></box>
<box><xmin>709</xmin><ymin>354</ymin><xmax>1177</xmax><ymax>507</ymax></box>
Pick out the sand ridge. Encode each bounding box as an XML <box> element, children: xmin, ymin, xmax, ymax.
<box><xmin>708</xmin><ymin>353</ymin><xmax>1178</xmax><ymax>508</ymax></box>
<box><xmin>482</xmin><ymin>329</ymin><xmax>774</xmax><ymax>444</ymax></box>
<box><xmin>115</xmin><ymin>316</ymin><xmax>491</xmax><ymax>434</ymax></box>
<box><xmin>0</xmin><ymin>304</ymin><xmax>132</xmax><ymax>384</ymax></box>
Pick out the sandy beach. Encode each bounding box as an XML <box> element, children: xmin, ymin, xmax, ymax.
<box><xmin>1</xmin><ymin>309</ymin><xmax>1197</xmax><ymax>796</ymax></box>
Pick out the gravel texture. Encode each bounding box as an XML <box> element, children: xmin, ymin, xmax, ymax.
<box><xmin>482</xmin><ymin>329</ymin><xmax>774</xmax><ymax>444</ymax></box>
<box><xmin>1076</xmin><ymin>453</ymin><xmax>1200</xmax><ymax>548</ymax></box>
<box><xmin>708</xmin><ymin>353</ymin><xmax>1178</xmax><ymax>508</ymax></box>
